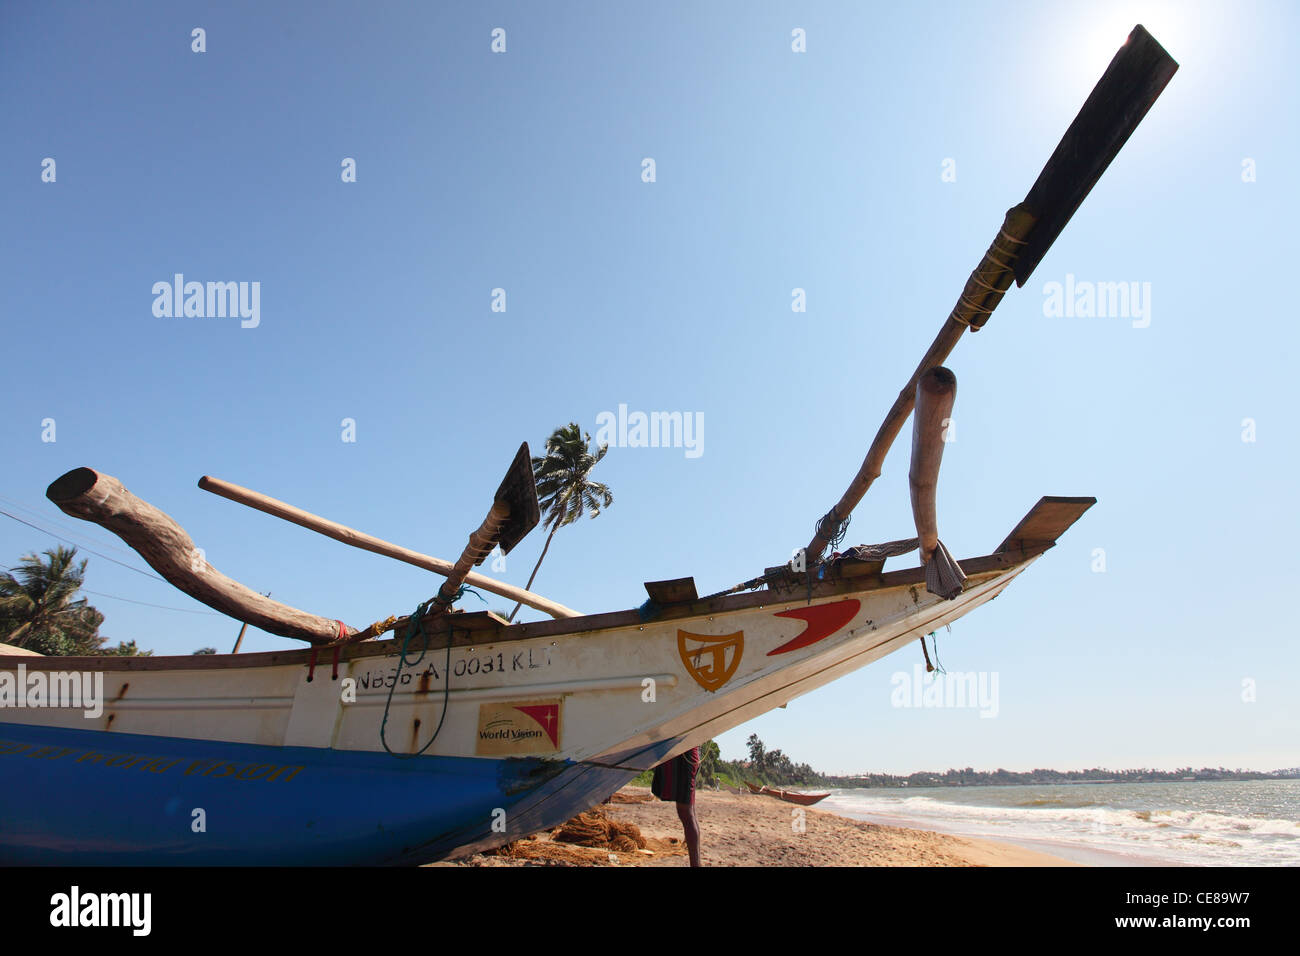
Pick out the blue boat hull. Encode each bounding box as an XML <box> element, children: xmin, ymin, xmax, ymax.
<box><xmin>0</xmin><ymin>723</ymin><xmax>669</xmax><ymax>865</ymax></box>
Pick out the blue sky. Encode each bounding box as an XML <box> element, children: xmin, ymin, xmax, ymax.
<box><xmin>2</xmin><ymin>1</ymin><xmax>1296</xmax><ymax>774</ymax></box>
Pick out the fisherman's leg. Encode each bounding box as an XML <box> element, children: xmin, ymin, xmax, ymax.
<box><xmin>676</xmin><ymin>801</ymin><xmax>701</xmax><ymax>867</ymax></box>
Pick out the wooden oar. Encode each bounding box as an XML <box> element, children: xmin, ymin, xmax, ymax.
<box><xmin>426</xmin><ymin>446</ymin><xmax>535</xmax><ymax>612</ymax></box>
<box><xmin>806</xmin><ymin>25</ymin><xmax>1177</xmax><ymax>558</ymax></box>
<box><xmin>322</xmin><ymin>478</ymin><xmax>531</xmax><ymax>647</ymax></box>
<box><xmin>433</xmin><ymin>500</ymin><xmax>511</xmax><ymax>607</ymax></box>
<box><xmin>198</xmin><ymin>446</ymin><xmax>579</xmax><ymax>621</ymax></box>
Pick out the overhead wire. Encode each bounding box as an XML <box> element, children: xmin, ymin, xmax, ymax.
<box><xmin>0</xmin><ymin>508</ymin><xmax>168</xmax><ymax>583</ymax></box>
<box><xmin>0</xmin><ymin>493</ymin><xmax>143</xmax><ymax>560</ymax></box>
<box><xmin>79</xmin><ymin>589</ymin><xmax>220</xmax><ymax>616</ymax></box>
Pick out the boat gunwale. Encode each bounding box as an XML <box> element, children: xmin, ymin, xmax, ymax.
<box><xmin>0</xmin><ymin>545</ymin><xmax>1049</xmax><ymax>673</ymax></box>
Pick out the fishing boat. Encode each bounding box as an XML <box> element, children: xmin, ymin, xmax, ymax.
<box><xmin>745</xmin><ymin>782</ymin><xmax>832</xmax><ymax>807</ymax></box>
<box><xmin>0</xmin><ymin>26</ymin><xmax>1176</xmax><ymax>866</ymax></box>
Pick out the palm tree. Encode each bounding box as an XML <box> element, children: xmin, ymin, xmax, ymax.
<box><xmin>507</xmin><ymin>424</ymin><xmax>613</xmax><ymax>622</ymax></box>
<box><xmin>1</xmin><ymin>546</ymin><xmax>104</xmax><ymax>652</ymax></box>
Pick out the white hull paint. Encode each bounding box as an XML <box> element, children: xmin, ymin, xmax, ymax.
<box><xmin>0</xmin><ymin>561</ymin><xmax>1028</xmax><ymax>768</ymax></box>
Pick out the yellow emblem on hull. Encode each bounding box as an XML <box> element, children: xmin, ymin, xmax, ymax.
<box><xmin>678</xmin><ymin>630</ymin><xmax>744</xmax><ymax>692</ymax></box>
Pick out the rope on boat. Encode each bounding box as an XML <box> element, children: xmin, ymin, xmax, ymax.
<box><xmin>330</xmin><ymin>620</ymin><xmax>344</xmax><ymax>679</ymax></box>
<box><xmin>699</xmin><ymin>513</ymin><xmax>862</xmax><ymax>604</ymax></box>
<box><xmin>948</xmin><ymin>223</ymin><xmax>1029</xmax><ymax>330</ymax></box>
<box><xmin>304</xmin><ymin>622</ymin><xmax>347</xmax><ymax>682</ymax></box>
<box><xmin>338</xmin><ymin>586</ymin><xmax>486</xmax><ymax>648</ymax></box>
<box><xmin>377</xmin><ymin>591</ymin><xmax>477</xmax><ymax>758</ymax></box>
<box><xmin>920</xmin><ymin>630</ymin><xmax>948</xmax><ymax>675</ymax></box>
<box><xmin>814</xmin><ymin>507</ymin><xmax>851</xmax><ymax>554</ymax></box>
<box><xmin>436</xmin><ymin>585</ymin><xmax>485</xmax><ymax>609</ymax></box>
<box><xmin>697</xmin><ymin>574</ymin><xmax>768</xmax><ymax>602</ymax></box>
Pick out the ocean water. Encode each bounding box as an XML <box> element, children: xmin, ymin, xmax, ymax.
<box><xmin>822</xmin><ymin>780</ymin><xmax>1300</xmax><ymax>866</ymax></box>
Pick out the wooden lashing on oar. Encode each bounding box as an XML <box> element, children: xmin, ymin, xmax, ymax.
<box><xmin>432</xmin><ymin>443</ymin><xmax>539</xmax><ymax>611</ymax></box>
<box><xmin>805</xmin><ymin>25</ymin><xmax>1177</xmax><ymax>559</ymax></box>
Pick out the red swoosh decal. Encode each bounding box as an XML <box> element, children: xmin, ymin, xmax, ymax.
<box><xmin>767</xmin><ymin>599</ymin><xmax>860</xmax><ymax>656</ymax></box>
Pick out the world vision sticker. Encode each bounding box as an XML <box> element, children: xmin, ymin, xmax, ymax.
<box><xmin>476</xmin><ymin>700</ymin><xmax>562</xmax><ymax>755</ymax></box>
<box><xmin>678</xmin><ymin>630</ymin><xmax>743</xmax><ymax>692</ymax></box>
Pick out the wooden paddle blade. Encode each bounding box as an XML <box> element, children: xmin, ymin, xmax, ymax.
<box><xmin>491</xmin><ymin>442</ymin><xmax>540</xmax><ymax>557</ymax></box>
<box><xmin>643</xmin><ymin>577</ymin><xmax>699</xmax><ymax>605</ymax></box>
<box><xmin>1014</xmin><ymin>24</ymin><xmax>1178</xmax><ymax>286</ymax></box>
<box><xmin>996</xmin><ymin>496</ymin><xmax>1097</xmax><ymax>554</ymax></box>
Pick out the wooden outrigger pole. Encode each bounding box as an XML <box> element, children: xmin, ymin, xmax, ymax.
<box><xmin>231</xmin><ymin>592</ymin><xmax>268</xmax><ymax>653</ymax></box>
<box><xmin>806</xmin><ymin>25</ymin><xmax>1177</xmax><ymax>559</ymax></box>
<box><xmin>198</xmin><ymin>444</ymin><xmax>578</xmax><ymax>621</ymax></box>
<box><xmin>909</xmin><ymin>367</ymin><xmax>957</xmax><ymax>564</ymax></box>
<box><xmin>45</xmin><ymin>445</ymin><xmax>576</xmax><ymax>648</ymax></box>
<box><xmin>47</xmin><ymin>468</ymin><xmax>359</xmax><ymax>645</ymax></box>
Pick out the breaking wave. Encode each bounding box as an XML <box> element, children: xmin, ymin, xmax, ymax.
<box><xmin>822</xmin><ymin>781</ymin><xmax>1300</xmax><ymax>866</ymax></box>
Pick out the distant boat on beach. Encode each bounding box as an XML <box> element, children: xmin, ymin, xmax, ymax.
<box><xmin>746</xmin><ymin>781</ymin><xmax>832</xmax><ymax>807</ymax></box>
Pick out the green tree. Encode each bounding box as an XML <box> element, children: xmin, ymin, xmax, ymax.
<box><xmin>765</xmin><ymin>748</ymin><xmax>796</xmax><ymax>784</ymax></box>
<box><xmin>100</xmin><ymin>639</ymin><xmax>152</xmax><ymax>657</ymax></box>
<box><xmin>1</xmin><ymin>546</ymin><xmax>104</xmax><ymax>653</ymax></box>
<box><xmin>507</xmin><ymin>423</ymin><xmax>613</xmax><ymax>622</ymax></box>
<box><xmin>698</xmin><ymin>739</ymin><xmax>721</xmax><ymax>787</ymax></box>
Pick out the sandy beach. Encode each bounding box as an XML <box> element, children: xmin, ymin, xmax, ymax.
<box><xmin>442</xmin><ymin>786</ymin><xmax>1079</xmax><ymax>867</ymax></box>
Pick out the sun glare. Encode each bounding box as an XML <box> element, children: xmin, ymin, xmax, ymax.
<box><xmin>1072</xmin><ymin>1</ymin><xmax>1201</xmax><ymax>84</ymax></box>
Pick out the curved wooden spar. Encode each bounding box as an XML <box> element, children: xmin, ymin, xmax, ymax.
<box><xmin>806</xmin><ymin>25</ymin><xmax>1177</xmax><ymax>558</ymax></box>
<box><xmin>909</xmin><ymin>367</ymin><xmax>956</xmax><ymax>563</ymax></box>
<box><xmin>197</xmin><ymin>476</ymin><xmax>580</xmax><ymax>620</ymax></box>
<box><xmin>47</xmin><ymin>468</ymin><xmax>355</xmax><ymax>645</ymax></box>
<box><xmin>806</xmin><ymin>205</ymin><xmax>1033</xmax><ymax>559</ymax></box>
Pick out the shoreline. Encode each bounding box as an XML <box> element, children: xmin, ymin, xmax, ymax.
<box><xmin>831</xmin><ymin>808</ymin><xmax>1165</xmax><ymax>867</ymax></box>
<box><xmin>441</xmin><ymin>786</ymin><xmax>1081</xmax><ymax>867</ymax></box>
